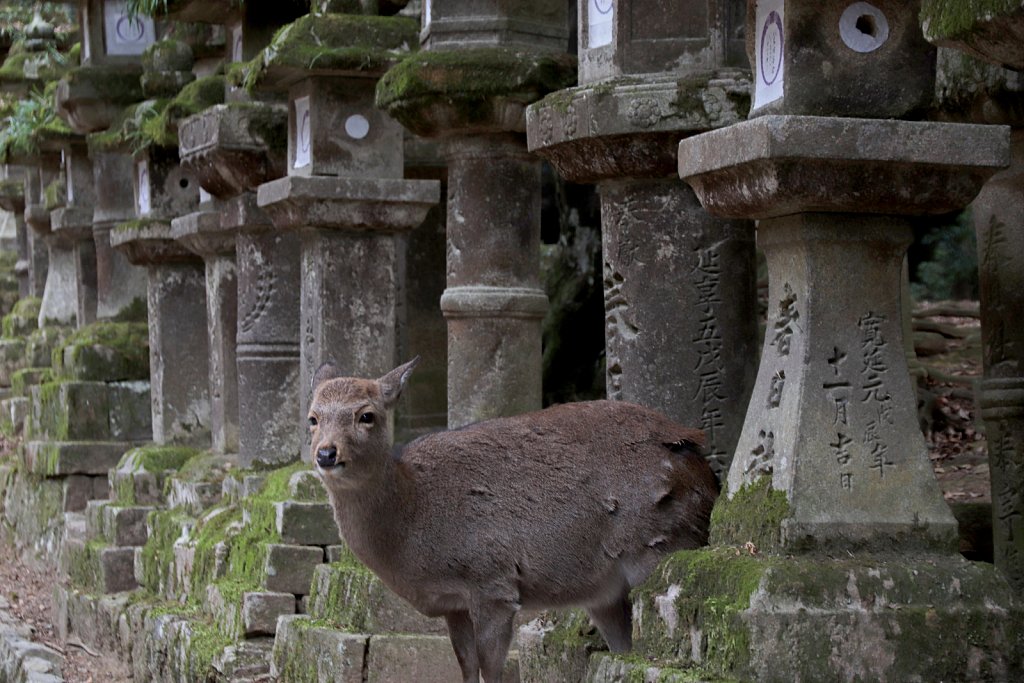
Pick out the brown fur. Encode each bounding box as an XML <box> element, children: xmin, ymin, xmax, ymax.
<box><xmin>309</xmin><ymin>359</ymin><xmax>719</xmax><ymax>683</ymax></box>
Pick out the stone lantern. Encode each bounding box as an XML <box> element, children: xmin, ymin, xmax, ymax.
<box><xmin>252</xmin><ymin>8</ymin><xmax>439</xmax><ymax>431</ymax></box>
<box><xmin>526</xmin><ymin>0</ymin><xmax>758</xmax><ymax>476</ymax></box>
<box><xmin>51</xmin><ymin>138</ymin><xmax>99</xmax><ymax>328</ymax></box>
<box><xmin>616</xmin><ymin>1</ymin><xmax>1024</xmax><ymax>679</ymax></box>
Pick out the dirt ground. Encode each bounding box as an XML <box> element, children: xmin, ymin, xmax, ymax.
<box><xmin>0</xmin><ymin>301</ymin><xmax>992</xmax><ymax>681</ymax></box>
<box><xmin>0</xmin><ymin>528</ymin><xmax>132</xmax><ymax>682</ymax></box>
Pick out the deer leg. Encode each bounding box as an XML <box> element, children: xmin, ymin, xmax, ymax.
<box><xmin>445</xmin><ymin>611</ymin><xmax>480</xmax><ymax>683</ymax></box>
<box><xmin>586</xmin><ymin>593</ymin><xmax>633</xmax><ymax>653</ymax></box>
<box><xmin>472</xmin><ymin>599</ymin><xmax>519</xmax><ymax>683</ymax></box>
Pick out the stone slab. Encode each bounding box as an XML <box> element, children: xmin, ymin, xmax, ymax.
<box><xmin>308</xmin><ymin>562</ymin><xmax>446</xmax><ymax>636</ymax></box>
<box><xmin>366</xmin><ymin>634</ymin><xmax>464</xmax><ymax>683</ymax></box>
<box><xmin>263</xmin><ymin>544</ymin><xmax>324</xmax><ymax>595</ymax></box>
<box><xmin>271</xmin><ymin>615</ymin><xmax>368</xmax><ymax>683</ymax></box>
<box><xmin>678</xmin><ymin>115</ymin><xmax>1010</xmax><ymax>219</ymax></box>
<box><xmin>257</xmin><ymin>175</ymin><xmax>439</xmax><ymax>233</ymax></box>
<box><xmin>242</xmin><ymin>591</ymin><xmax>295</xmax><ymax>637</ymax></box>
<box><xmin>25</xmin><ymin>441</ymin><xmax>133</xmax><ymax>477</ymax></box>
<box><xmin>275</xmin><ymin>501</ymin><xmax>341</xmax><ymax>546</ymax></box>
<box><xmin>631</xmin><ymin>548</ymin><xmax>1023</xmax><ymax>681</ymax></box>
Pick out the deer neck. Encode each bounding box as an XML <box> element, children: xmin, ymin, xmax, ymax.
<box><xmin>327</xmin><ymin>454</ymin><xmax>417</xmax><ymax>578</ymax></box>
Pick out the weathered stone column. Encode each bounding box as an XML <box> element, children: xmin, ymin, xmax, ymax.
<box><xmin>50</xmin><ymin>139</ymin><xmax>99</xmax><ymax>327</ymax></box>
<box><xmin>620</xmin><ymin>3</ymin><xmax>1024</xmax><ymax>679</ymax></box>
<box><xmin>378</xmin><ymin>4</ymin><xmax>575</xmax><ymax>426</ymax></box>
<box><xmin>252</xmin><ymin>10</ymin><xmax>438</xmax><ymax>427</ymax></box>
<box><xmin>526</xmin><ymin>0</ymin><xmax>757</xmax><ymax>475</ymax></box>
<box><xmin>111</xmin><ymin>145</ymin><xmax>208</xmax><ymax>447</ymax></box>
<box><xmin>0</xmin><ymin>171</ymin><xmax>28</xmax><ymax>297</ymax></box>
<box><xmin>924</xmin><ymin>1</ymin><xmax>1024</xmax><ymax>593</ymax></box>
<box><xmin>439</xmin><ymin>133</ymin><xmax>547</xmax><ymax>427</ymax></box>
<box><xmin>171</xmin><ymin>207</ymin><xmax>238</xmax><ymax>454</ymax></box>
<box><xmin>27</xmin><ymin>153</ymin><xmax>75</xmax><ymax>327</ymax></box>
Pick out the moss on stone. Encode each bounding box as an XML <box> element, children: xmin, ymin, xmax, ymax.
<box><xmin>86</xmin><ymin>99</ymin><xmax>170</xmax><ymax>154</ymax></box>
<box><xmin>121</xmin><ymin>444</ymin><xmax>199</xmax><ymax>474</ymax></box>
<box><xmin>111</xmin><ymin>296</ymin><xmax>148</xmax><ymax>323</ymax></box>
<box><xmin>920</xmin><ymin>0</ymin><xmax>1021</xmax><ymax>40</ymax></box>
<box><xmin>51</xmin><ymin>320</ymin><xmax>150</xmax><ymax>381</ymax></box>
<box><xmin>243</xmin><ymin>14</ymin><xmax>419</xmax><ymax>91</ymax></box>
<box><xmin>142</xmin><ymin>74</ymin><xmax>226</xmax><ymax>147</ymax></box>
<box><xmin>708</xmin><ymin>476</ymin><xmax>789</xmax><ymax>554</ymax></box>
<box><xmin>10</xmin><ymin>366</ymin><xmax>52</xmax><ymax>396</ymax></box>
<box><xmin>42</xmin><ymin>176</ymin><xmax>66</xmax><ymax>211</ymax></box>
<box><xmin>2</xmin><ymin>297</ymin><xmax>41</xmax><ymax>338</ymax></box>
<box><xmin>376</xmin><ymin>47</ymin><xmax>577</xmax><ymax>136</ymax></box>
<box><xmin>58</xmin><ymin>62</ymin><xmax>145</xmax><ymax>106</ymax></box>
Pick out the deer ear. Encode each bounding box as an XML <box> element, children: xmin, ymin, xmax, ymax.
<box><xmin>312</xmin><ymin>361</ymin><xmax>341</xmax><ymax>392</ymax></box>
<box><xmin>379</xmin><ymin>357</ymin><xmax>420</xmax><ymax>408</ymax></box>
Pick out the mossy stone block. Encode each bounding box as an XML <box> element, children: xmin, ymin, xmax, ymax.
<box><xmin>287</xmin><ymin>470</ymin><xmax>328</xmax><ymax>502</ymax></box>
<box><xmin>25</xmin><ymin>440</ymin><xmax>131</xmax><ymax>476</ymax></box>
<box><xmin>0</xmin><ymin>338</ymin><xmax>28</xmax><ymax>385</ymax></box>
<box><xmin>53</xmin><ymin>321</ymin><xmax>150</xmax><ymax>381</ymax></box>
<box><xmin>307</xmin><ymin>559</ymin><xmax>444</xmax><ymax>635</ymax></box>
<box><xmin>271</xmin><ymin>615</ymin><xmax>368</xmax><ymax>682</ymax></box>
<box><xmin>9</xmin><ymin>365</ymin><xmax>50</xmax><ymax>396</ymax></box>
<box><xmin>243</xmin><ymin>14</ymin><xmax>418</xmax><ymax>91</ymax></box>
<box><xmin>29</xmin><ymin>381</ymin><xmax>112</xmax><ymax>441</ymax></box>
<box><xmin>263</xmin><ymin>544</ymin><xmax>324</xmax><ymax>595</ymax></box>
<box><xmin>2</xmin><ymin>297</ymin><xmax>41</xmax><ymax>337</ymax></box>
<box><xmin>66</xmin><ymin>538</ymin><xmax>138</xmax><ymax>594</ymax></box>
<box><xmin>632</xmin><ymin>548</ymin><xmax>1024</xmax><ymax>681</ymax></box>
<box><xmin>26</xmin><ymin>326</ymin><xmax>69</xmax><ymax>368</ymax></box>
<box><xmin>376</xmin><ymin>47</ymin><xmax>577</xmax><ymax>137</ymax></box>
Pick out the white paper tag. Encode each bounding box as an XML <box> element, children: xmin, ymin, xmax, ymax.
<box><xmin>754</xmin><ymin>0</ymin><xmax>785</xmax><ymax>109</ymax></box>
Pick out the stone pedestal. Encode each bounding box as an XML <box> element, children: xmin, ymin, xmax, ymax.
<box><xmin>178</xmin><ymin>101</ymin><xmax>300</xmax><ymax>466</ymax></box>
<box><xmin>89</xmin><ymin>149</ymin><xmax>148</xmax><ymax>320</ymax></box>
<box><xmin>22</xmin><ymin>170</ymin><xmax>50</xmax><ymax>301</ymax></box>
<box><xmin>51</xmin><ymin>139</ymin><xmax>99</xmax><ymax>327</ymax></box>
<box><xmin>257</xmin><ymin>175</ymin><xmax>437</xmax><ymax>420</ymax></box>
<box><xmin>665</xmin><ymin>112</ymin><xmax>1021</xmax><ymax>678</ymax></box>
<box><xmin>972</xmin><ymin>131</ymin><xmax>1024</xmax><ymax>590</ymax></box>
<box><xmin>111</xmin><ymin>221</ymin><xmax>210</xmax><ymax>447</ymax></box>
<box><xmin>171</xmin><ymin>208</ymin><xmax>238</xmax><ymax>454</ymax></box>
<box><xmin>526</xmin><ymin>0</ymin><xmax>758</xmax><ymax>471</ymax></box>
<box><xmin>0</xmin><ymin>173</ymin><xmax>29</xmax><ymax>297</ymax></box>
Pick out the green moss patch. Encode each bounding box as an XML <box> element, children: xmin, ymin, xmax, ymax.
<box><xmin>242</xmin><ymin>14</ymin><xmax>419</xmax><ymax>90</ymax></box>
<box><xmin>708</xmin><ymin>477</ymin><xmax>789</xmax><ymax>554</ymax></box>
<box><xmin>920</xmin><ymin>0</ymin><xmax>1021</xmax><ymax>40</ymax></box>
<box><xmin>87</xmin><ymin>99</ymin><xmax>169</xmax><ymax>154</ymax></box>
<box><xmin>51</xmin><ymin>320</ymin><xmax>150</xmax><ymax>381</ymax></box>
<box><xmin>376</xmin><ymin>47</ymin><xmax>577</xmax><ymax>136</ymax></box>
<box><xmin>11</xmin><ymin>366</ymin><xmax>52</xmax><ymax>396</ymax></box>
<box><xmin>2</xmin><ymin>297</ymin><xmax>41</xmax><ymax>338</ymax></box>
<box><xmin>141</xmin><ymin>74</ymin><xmax>226</xmax><ymax>147</ymax></box>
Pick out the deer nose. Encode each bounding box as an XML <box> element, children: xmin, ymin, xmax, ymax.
<box><xmin>316</xmin><ymin>446</ymin><xmax>338</xmax><ymax>468</ymax></box>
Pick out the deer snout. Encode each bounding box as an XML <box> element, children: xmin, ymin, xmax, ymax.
<box><xmin>316</xmin><ymin>445</ymin><xmax>340</xmax><ymax>469</ymax></box>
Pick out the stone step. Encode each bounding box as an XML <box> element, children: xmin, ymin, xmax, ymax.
<box><xmin>307</xmin><ymin>560</ymin><xmax>447</xmax><ymax>636</ymax></box>
<box><xmin>274</xmin><ymin>500</ymin><xmax>341</xmax><ymax>546</ymax></box>
<box><xmin>264</xmin><ymin>543</ymin><xmax>325</xmax><ymax>595</ymax></box>
<box><xmin>64</xmin><ymin>537</ymin><xmax>139</xmax><ymax>594</ymax></box>
<box><xmin>207</xmin><ymin>583</ymin><xmax>297</xmax><ymax>640</ymax></box>
<box><xmin>24</xmin><ymin>440</ymin><xmax>133</xmax><ymax>477</ymax></box>
<box><xmin>0</xmin><ymin>338</ymin><xmax>27</xmax><ymax>385</ymax></box>
<box><xmin>27</xmin><ymin>380</ymin><xmax>150</xmax><ymax>442</ymax></box>
<box><xmin>109</xmin><ymin>444</ymin><xmax>201</xmax><ymax>506</ymax></box>
<box><xmin>10</xmin><ymin>366</ymin><xmax>52</xmax><ymax>396</ymax></box>
<box><xmin>584</xmin><ymin>654</ymin><xmax>710</xmax><ymax>682</ymax></box>
<box><xmin>85</xmin><ymin>501</ymin><xmax>155</xmax><ymax>546</ymax></box>
<box><xmin>272</xmin><ymin>616</ymin><xmax>520</xmax><ymax>683</ymax></box>
<box><xmin>0</xmin><ymin>396</ymin><xmax>27</xmax><ymax>436</ymax></box>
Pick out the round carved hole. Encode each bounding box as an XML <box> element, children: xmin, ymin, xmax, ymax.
<box><xmin>179</xmin><ymin>177</ymin><xmax>189</xmax><ymax>189</ymax></box>
<box><xmin>839</xmin><ymin>2</ymin><xmax>889</xmax><ymax>53</ymax></box>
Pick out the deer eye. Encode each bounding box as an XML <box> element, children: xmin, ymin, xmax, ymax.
<box><xmin>358</xmin><ymin>412</ymin><xmax>375</xmax><ymax>425</ymax></box>
<box><xmin>308</xmin><ymin>416</ymin><xmax>318</xmax><ymax>427</ymax></box>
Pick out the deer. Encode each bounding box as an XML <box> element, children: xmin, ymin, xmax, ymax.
<box><xmin>309</xmin><ymin>358</ymin><xmax>719</xmax><ymax>683</ymax></box>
